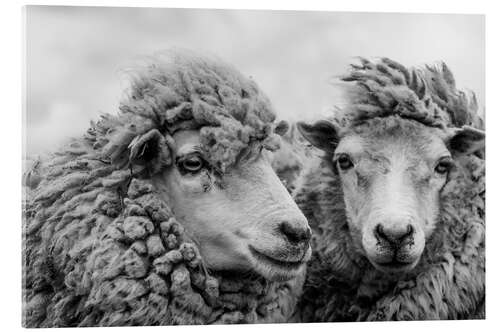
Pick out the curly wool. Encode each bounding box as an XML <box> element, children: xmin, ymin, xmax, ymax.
<box><xmin>22</xmin><ymin>50</ymin><xmax>300</xmax><ymax>327</ymax></box>
<box><xmin>337</xmin><ymin>57</ymin><xmax>483</xmax><ymax>130</ymax></box>
<box><xmin>295</xmin><ymin>58</ymin><xmax>485</xmax><ymax>321</ymax></box>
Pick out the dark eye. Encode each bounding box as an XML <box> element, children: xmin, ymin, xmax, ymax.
<box><xmin>178</xmin><ymin>154</ymin><xmax>205</xmax><ymax>173</ymax></box>
<box><xmin>435</xmin><ymin>157</ymin><xmax>453</xmax><ymax>175</ymax></box>
<box><xmin>337</xmin><ymin>154</ymin><xmax>354</xmax><ymax>171</ymax></box>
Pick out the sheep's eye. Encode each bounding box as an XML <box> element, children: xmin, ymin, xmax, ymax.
<box><xmin>178</xmin><ymin>154</ymin><xmax>205</xmax><ymax>174</ymax></box>
<box><xmin>435</xmin><ymin>157</ymin><xmax>453</xmax><ymax>175</ymax></box>
<box><xmin>337</xmin><ymin>154</ymin><xmax>354</xmax><ymax>171</ymax></box>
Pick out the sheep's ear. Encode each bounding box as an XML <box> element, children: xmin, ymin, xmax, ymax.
<box><xmin>447</xmin><ymin>125</ymin><xmax>485</xmax><ymax>156</ymax></box>
<box><xmin>129</xmin><ymin>129</ymin><xmax>173</xmax><ymax>173</ymax></box>
<box><xmin>297</xmin><ymin>120</ymin><xmax>340</xmax><ymax>153</ymax></box>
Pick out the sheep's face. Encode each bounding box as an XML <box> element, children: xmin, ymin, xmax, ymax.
<box><xmin>298</xmin><ymin>117</ymin><xmax>484</xmax><ymax>275</ymax></box>
<box><xmin>333</xmin><ymin>122</ymin><xmax>448</xmax><ymax>274</ymax></box>
<box><xmin>155</xmin><ymin>130</ymin><xmax>311</xmax><ymax>282</ymax></box>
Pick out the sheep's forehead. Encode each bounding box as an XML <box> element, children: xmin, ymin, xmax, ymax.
<box><xmin>338</xmin><ymin>123</ymin><xmax>449</xmax><ymax>165</ymax></box>
<box><xmin>172</xmin><ymin>130</ymin><xmax>200</xmax><ymax>155</ymax></box>
<box><xmin>171</xmin><ymin>129</ymin><xmax>263</xmax><ymax>167</ymax></box>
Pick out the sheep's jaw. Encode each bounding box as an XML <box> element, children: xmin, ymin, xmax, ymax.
<box><xmin>248</xmin><ymin>245</ymin><xmax>311</xmax><ymax>282</ymax></box>
<box><xmin>368</xmin><ymin>257</ymin><xmax>420</xmax><ymax>275</ymax></box>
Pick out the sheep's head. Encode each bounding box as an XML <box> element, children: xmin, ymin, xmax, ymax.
<box><xmin>106</xmin><ymin>50</ymin><xmax>311</xmax><ymax>282</ymax></box>
<box><xmin>143</xmin><ymin>128</ymin><xmax>310</xmax><ymax>282</ymax></box>
<box><xmin>297</xmin><ymin>58</ymin><xmax>484</xmax><ymax>275</ymax></box>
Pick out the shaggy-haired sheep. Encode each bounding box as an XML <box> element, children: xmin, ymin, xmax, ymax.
<box><xmin>270</xmin><ymin>124</ymin><xmax>314</xmax><ymax>193</ymax></box>
<box><xmin>22</xmin><ymin>50</ymin><xmax>311</xmax><ymax>327</ymax></box>
<box><xmin>295</xmin><ymin>58</ymin><xmax>485</xmax><ymax>321</ymax></box>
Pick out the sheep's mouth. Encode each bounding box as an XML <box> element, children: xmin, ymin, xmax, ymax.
<box><xmin>371</xmin><ymin>258</ymin><xmax>418</xmax><ymax>274</ymax></box>
<box><xmin>378</xmin><ymin>261</ymin><xmax>412</xmax><ymax>268</ymax></box>
<box><xmin>249</xmin><ymin>246</ymin><xmax>306</xmax><ymax>271</ymax></box>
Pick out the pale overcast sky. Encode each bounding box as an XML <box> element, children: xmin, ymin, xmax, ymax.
<box><xmin>25</xmin><ymin>6</ymin><xmax>484</xmax><ymax>155</ymax></box>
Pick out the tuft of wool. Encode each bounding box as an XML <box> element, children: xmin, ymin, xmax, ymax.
<box><xmin>120</xmin><ymin>49</ymin><xmax>282</xmax><ymax>172</ymax></box>
<box><xmin>295</xmin><ymin>58</ymin><xmax>485</xmax><ymax>321</ymax></box>
<box><xmin>22</xmin><ymin>50</ymin><xmax>301</xmax><ymax>327</ymax></box>
<box><xmin>337</xmin><ymin>57</ymin><xmax>483</xmax><ymax>130</ymax></box>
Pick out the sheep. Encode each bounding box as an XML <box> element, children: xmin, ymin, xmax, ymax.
<box><xmin>22</xmin><ymin>50</ymin><xmax>312</xmax><ymax>327</ymax></box>
<box><xmin>270</xmin><ymin>124</ymin><xmax>314</xmax><ymax>193</ymax></box>
<box><xmin>294</xmin><ymin>58</ymin><xmax>485</xmax><ymax>321</ymax></box>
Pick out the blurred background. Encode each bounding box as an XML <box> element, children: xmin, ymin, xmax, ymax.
<box><xmin>25</xmin><ymin>6</ymin><xmax>484</xmax><ymax>156</ymax></box>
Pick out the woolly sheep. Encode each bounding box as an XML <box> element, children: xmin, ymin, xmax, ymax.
<box><xmin>270</xmin><ymin>124</ymin><xmax>314</xmax><ymax>193</ymax></box>
<box><xmin>295</xmin><ymin>58</ymin><xmax>485</xmax><ymax>321</ymax></box>
<box><xmin>22</xmin><ymin>50</ymin><xmax>312</xmax><ymax>327</ymax></box>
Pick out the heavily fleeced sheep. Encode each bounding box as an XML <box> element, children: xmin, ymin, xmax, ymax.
<box><xmin>270</xmin><ymin>124</ymin><xmax>314</xmax><ymax>193</ymax></box>
<box><xmin>22</xmin><ymin>50</ymin><xmax>311</xmax><ymax>327</ymax></box>
<box><xmin>294</xmin><ymin>58</ymin><xmax>485</xmax><ymax>321</ymax></box>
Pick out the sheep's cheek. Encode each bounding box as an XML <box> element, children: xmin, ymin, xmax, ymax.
<box><xmin>361</xmin><ymin>227</ymin><xmax>378</xmax><ymax>255</ymax></box>
<box><xmin>411</xmin><ymin>229</ymin><xmax>426</xmax><ymax>257</ymax></box>
<box><xmin>172</xmin><ymin>173</ymin><xmax>208</xmax><ymax>196</ymax></box>
<box><xmin>342</xmin><ymin>187</ymin><xmax>365</xmax><ymax>228</ymax></box>
<box><xmin>415</xmin><ymin>180</ymin><xmax>442</xmax><ymax>237</ymax></box>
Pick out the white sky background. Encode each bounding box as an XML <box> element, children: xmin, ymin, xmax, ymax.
<box><xmin>25</xmin><ymin>6</ymin><xmax>484</xmax><ymax>155</ymax></box>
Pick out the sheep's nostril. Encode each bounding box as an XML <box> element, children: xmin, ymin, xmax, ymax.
<box><xmin>375</xmin><ymin>223</ymin><xmax>414</xmax><ymax>246</ymax></box>
<box><xmin>279</xmin><ymin>221</ymin><xmax>311</xmax><ymax>245</ymax></box>
<box><xmin>375</xmin><ymin>224</ymin><xmax>386</xmax><ymax>241</ymax></box>
<box><xmin>405</xmin><ymin>224</ymin><xmax>414</xmax><ymax>238</ymax></box>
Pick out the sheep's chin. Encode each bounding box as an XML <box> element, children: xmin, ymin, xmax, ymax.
<box><xmin>252</xmin><ymin>261</ymin><xmax>307</xmax><ymax>282</ymax></box>
<box><xmin>247</xmin><ymin>245</ymin><xmax>311</xmax><ymax>282</ymax></box>
<box><xmin>366</xmin><ymin>255</ymin><xmax>420</xmax><ymax>275</ymax></box>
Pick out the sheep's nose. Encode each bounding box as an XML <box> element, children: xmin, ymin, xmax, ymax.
<box><xmin>375</xmin><ymin>224</ymin><xmax>414</xmax><ymax>247</ymax></box>
<box><xmin>279</xmin><ymin>220</ymin><xmax>312</xmax><ymax>245</ymax></box>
